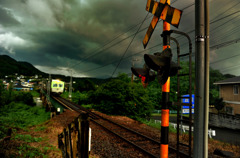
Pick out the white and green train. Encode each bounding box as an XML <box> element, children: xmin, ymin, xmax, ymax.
<box><xmin>51</xmin><ymin>79</ymin><xmax>65</xmax><ymax>94</ymax></box>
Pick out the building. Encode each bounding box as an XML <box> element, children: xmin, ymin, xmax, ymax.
<box><xmin>214</xmin><ymin>76</ymin><xmax>240</xmax><ymax>115</ymax></box>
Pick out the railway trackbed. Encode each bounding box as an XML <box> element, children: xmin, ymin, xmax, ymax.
<box><xmin>52</xmin><ymin>95</ymin><xmax>189</xmax><ymax>157</ymax></box>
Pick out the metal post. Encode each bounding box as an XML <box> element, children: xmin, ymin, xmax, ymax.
<box><xmin>204</xmin><ymin>0</ymin><xmax>210</xmax><ymax>157</ymax></box>
<box><xmin>193</xmin><ymin>0</ymin><xmax>208</xmax><ymax>157</ymax></box>
<box><xmin>48</xmin><ymin>74</ymin><xmax>51</xmax><ymax>101</ymax></box>
<box><xmin>131</xmin><ymin>59</ymin><xmax>138</xmax><ymax>83</ymax></box>
<box><xmin>69</xmin><ymin>70</ymin><xmax>72</xmax><ymax>99</ymax></box>
<box><xmin>161</xmin><ymin>1</ymin><xmax>170</xmax><ymax>157</ymax></box>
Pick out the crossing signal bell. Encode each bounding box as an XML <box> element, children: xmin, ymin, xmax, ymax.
<box><xmin>144</xmin><ymin>48</ymin><xmax>180</xmax><ymax>85</ymax></box>
<box><xmin>131</xmin><ymin>64</ymin><xmax>156</xmax><ymax>88</ymax></box>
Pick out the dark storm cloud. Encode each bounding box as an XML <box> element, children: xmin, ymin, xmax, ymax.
<box><xmin>0</xmin><ymin>6</ymin><xmax>20</xmax><ymax>26</ymax></box>
<box><xmin>27</xmin><ymin>30</ymin><xmax>85</xmax><ymax>59</ymax></box>
<box><xmin>0</xmin><ymin>0</ymin><xmax>240</xmax><ymax>77</ymax></box>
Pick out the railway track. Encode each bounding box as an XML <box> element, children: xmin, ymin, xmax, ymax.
<box><xmin>51</xmin><ymin>95</ymin><xmax>189</xmax><ymax>157</ymax></box>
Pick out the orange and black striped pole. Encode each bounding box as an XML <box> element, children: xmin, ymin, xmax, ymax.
<box><xmin>161</xmin><ymin>0</ymin><xmax>170</xmax><ymax>157</ymax></box>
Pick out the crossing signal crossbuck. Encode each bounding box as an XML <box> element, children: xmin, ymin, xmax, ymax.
<box><xmin>143</xmin><ymin>0</ymin><xmax>182</xmax><ymax>48</ymax></box>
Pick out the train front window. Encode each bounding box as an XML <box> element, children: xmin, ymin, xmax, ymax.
<box><xmin>53</xmin><ymin>84</ymin><xmax>58</xmax><ymax>87</ymax></box>
<box><xmin>59</xmin><ymin>84</ymin><xmax>63</xmax><ymax>87</ymax></box>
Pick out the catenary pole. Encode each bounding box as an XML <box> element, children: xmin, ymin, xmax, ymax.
<box><xmin>193</xmin><ymin>0</ymin><xmax>209</xmax><ymax>157</ymax></box>
<box><xmin>161</xmin><ymin>0</ymin><xmax>170</xmax><ymax>157</ymax></box>
<box><xmin>204</xmin><ymin>0</ymin><xmax>210</xmax><ymax>157</ymax></box>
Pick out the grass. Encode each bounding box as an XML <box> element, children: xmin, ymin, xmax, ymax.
<box><xmin>0</xmin><ymin>102</ymin><xmax>50</xmax><ymax>131</ymax></box>
<box><xmin>152</xmin><ymin>113</ymin><xmax>190</xmax><ymax>117</ymax></box>
<box><xmin>14</xmin><ymin>134</ymin><xmax>43</xmax><ymax>142</ymax></box>
<box><xmin>0</xmin><ymin>102</ymin><xmax>53</xmax><ymax>157</ymax></box>
<box><xmin>17</xmin><ymin>144</ymin><xmax>47</xmax><ymax>158</ymax></box>
<box><xmin>34</xmin><ymin>126</ymin><xmax>47</xmax><ymax>132</ymax></box>
<box><xmin>139</xmin><ymin>118</ymin><xmax>177</xmax><ymax>133</ymax></box>
<box><xmin>82</xmin><ymin>104</ymin><xmax>93</xmax><ymax>109</ymax></box>
<box><xmin>30</xmin><ymin>91</ymin><xmax>40</xmax><ymax>97</ymax></box>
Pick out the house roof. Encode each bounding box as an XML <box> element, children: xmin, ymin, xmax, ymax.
<box><xmin>214</xmin><ymin>76</ymin><xmax>240</xmax><ymax>85</ymax></box>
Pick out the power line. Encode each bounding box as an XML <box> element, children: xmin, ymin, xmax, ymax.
<box><xmin>73</xmin><ymin>1</ymin><xmax>240</xmax><ymax>76</ymax></box>
<box><xmin>111</xmin><ymin>13</ymin><xmax>149</xmax><ymax>77</ymax></box>
<box><xmin>210</xmin><ymin>53</ymin><xmax>240</xmax><ymax>65</ymax></box>
<box><xmin>81</xmin><ymin>43</ymin><xmax>162</xmax><ymax>73</ymax></box>
<box><xmin>68</xmin><ymin>1</ymin><xmax>189</xmax><ymax>70</ymax></box>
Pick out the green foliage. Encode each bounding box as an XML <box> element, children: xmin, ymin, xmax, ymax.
<box><xmin>0</xmin><ymin>103</ymin><xmax>50</xmax><ymax>130</ymax></box>
<box><xmin>214</xmin><ymin>97</ymin><xmax>225</xmax><ymax>113</ymax></box>
<box><xmin>34</xmin><ymin>126</ymin><xmax>47</xmax><ymax>132</ymax></box>
<box><xmin>138</xmin><ymin>118</ymin><xmax>177</xmax><ymax>133</ymax></box>
<box><xmin>13</xmin><ymin>91</ymin><xmax>35</xmax><ymax>106</ymax></box>
<box><xmin>90</xmin><ymin>79</ymin><xmax>154</xmax><ymax>119</ymax></box>
<box><xmin>73</xmin><ymin>79</ymin><xmax>96</xmax><ymax>92</ymax></box>
<box><xmin>30</xmin><ymin>91</ymin><xmax>40</xmax><ymax>97</ymax></box>
<box><xmin>14</xmin><ymin>134</ymin><xmax>43</xmax><ymax>142</ymax></box>
<box><xmin>0</xmin><ymin>82</ymin><xmax>36</xmax><ymax>107</ymax></box>
<box><xmin>61</xmin><ymin>91</ymin><xmax>90</xmax><ymax>105</ymax></box>
<box><xmin>116</xmin><ymin>73</ymin><xmax>131</xmax><ymax>83</ymax></box>
<box><xmin>17</xmin><ymin>144</ymin><xmax>46</xmax><ymax>158</ymax></box>
<box><xmin>0</xmin><ymin>55</ymin><xmax>46</xmax><ymax>78</ymax></box>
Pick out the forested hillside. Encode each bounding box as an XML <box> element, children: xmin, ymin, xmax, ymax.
<box><xmin>0</xmin><ymin>55</ymin><xmax>46</xmax><ymax>77</ymax></box>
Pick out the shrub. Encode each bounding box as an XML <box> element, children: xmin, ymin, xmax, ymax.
<box><xmin>91</xmin><ymin>79</ymin><xmax>154</xmax><ymax>119</ymax></box>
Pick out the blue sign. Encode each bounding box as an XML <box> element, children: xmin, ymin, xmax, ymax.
<box><xmin>182</xmin><ymin>94</ymin><xmax>194</xmax><ymax>114</ymax></box>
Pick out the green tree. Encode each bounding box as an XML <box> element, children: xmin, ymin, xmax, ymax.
<box><xmin>214</xmin><ymin>97</ymin><xmax>225</xmax><ymax>113</ymax></box>
<box><xmin>116</xmin><ymin>73</ymin><xmax>131</xmax><ymax>83</ymax></box>
<box><xmin>91</xmin><ymin>79</ymin><xmax>154</xmax><ymax>119</ymax></box>
<box><xmin>73</xmin><ymin>79</ymin><xmax>96</xmax><ymax>92</ymax></box>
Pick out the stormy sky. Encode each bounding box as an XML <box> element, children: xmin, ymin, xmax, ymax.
<box><xmin>0</xmin><ymin>0</ymin><xmax>240</xmax><ymax>78</ymax></box>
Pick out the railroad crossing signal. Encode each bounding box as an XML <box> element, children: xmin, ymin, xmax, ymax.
<box><xmin>131</xmin><ymin>64</ymin><xmax>156</xmax><ymax>88</ymax></box>
<box><xmin>143</xmin><ymin>0</ymin><xmax>182</xmax><ymax>48</ymax></box>
<box><xmin>144</xmin><ymin>48</ymin><xmax>180</xmax><ymax>85</ymax></box>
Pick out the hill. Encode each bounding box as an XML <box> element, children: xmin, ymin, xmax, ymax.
<box><xmin>0</xmin><ymin>55</ymin><xmax>46</xmax><ymax>78</ymax></box>
<box><xmin>0</xmin><ymin>55</ymin><xmax>110</xmax><ymax>84</ymax></box>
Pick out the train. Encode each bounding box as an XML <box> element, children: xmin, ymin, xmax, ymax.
<box><xmin>51</xmin><ymin>79</ymin><xmax>65</xmax><ymax>94</ymax></box>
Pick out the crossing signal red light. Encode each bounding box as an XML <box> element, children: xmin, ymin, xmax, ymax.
<box><xmin>144</xmin><ymin>48</ymin><xmax>180</xmax><ymax>85</ymax></box>
<box><xmin>131</xmin><ymin>64</ymin><xmax>156</xmax><ymax>88</ymax></box>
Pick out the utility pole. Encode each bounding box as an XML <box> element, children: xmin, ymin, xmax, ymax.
<box><xmin>69</xmin><ymin>70</ymin><xmax>72</xmax><ymax>99</ymax></box>
<box><xmin>161</xmin><ymin>0</ymin><xmax>171</xmax><ymax>157</ymax></box>
<box><xmin>193</xmin><ymin>0</ymin><xmax>209</xmax><ymax>157</ymax></box>
<box><xmin>47</xmin><ymin>74</ymin><xmax>51</xmax><ymax>98</ymax></box>
<box><xmin>131</xmin><ymin>58</ymin><xmax>138</xmax><ymax>83</ymax></box>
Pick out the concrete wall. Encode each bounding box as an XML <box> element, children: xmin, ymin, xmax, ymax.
<box><xmin>209</xmin><ymin>112</ymin><xmax>240</xmax><ymax>130</ymax></box>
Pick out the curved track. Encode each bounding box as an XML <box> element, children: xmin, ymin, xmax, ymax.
<box><xmin>52</xmin><ymin>95</ymin><xmax>189</xmax><ymax>157</ymax></box>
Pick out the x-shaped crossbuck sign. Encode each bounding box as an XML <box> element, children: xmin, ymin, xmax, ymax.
<box><xmin>143</xmin><ymin>0</ymin><xmax>182</xmax><ymax>49</ymax></box>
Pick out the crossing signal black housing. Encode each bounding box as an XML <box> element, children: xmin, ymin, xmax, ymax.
<box><xmin>131</xmin><ymin>64</ymin><xmax>156</xmax><ymax>88</ymax></box>
<box><xmin>144</xmin><ymin>48</ymin><xmax>180</xmax><ymax>85</ymax></box>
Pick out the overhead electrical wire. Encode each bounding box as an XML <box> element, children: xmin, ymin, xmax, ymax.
<box><xmin>68</xmin><ymin>0</ymin><xmax>184</xmax><ymax>70</ymax></box>
<box><xmin>71</xmin><ymin>0</ymin><xmax>240</xmax><ymax>76</ymax></box>
<box><xmin>85</xmin><ymin>7</ymin><xmax>240</xmax><ymax>75</ymax></box>
<box><xmin>81</xmin><ymin>43</ymin><xmax>162</xmax><ymax>74</ymax></box>
<box><xmin>111</xmin><ymin>13</ymin><xmax>149</xmax><ymax>77</ymax></box>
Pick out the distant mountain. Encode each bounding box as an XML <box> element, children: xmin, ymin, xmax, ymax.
<box><xmin>0</xmin><ymin>55</ymin><xmax>46</xmax><ymax>78</ymax></box>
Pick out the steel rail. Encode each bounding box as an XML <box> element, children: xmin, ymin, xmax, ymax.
<box><xmin>52</xmin><ymin>95</ymin><xmax>189</xmax><ymax>157</ymax></box>
<box><xmin>91</xmin><ymin>119</ymin><xmax>158</xmax><ymax>158</ymax></box>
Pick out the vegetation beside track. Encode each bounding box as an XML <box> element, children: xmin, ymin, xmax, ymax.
<box><xmin>0</xmin><ymin>85</ymin><xmax>54</xmax><ymax>157</ymax></box>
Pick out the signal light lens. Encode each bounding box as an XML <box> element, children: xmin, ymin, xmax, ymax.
<box><xmin>131</xmin><ymin>65</ymin><xmax>156</xmax><ymax>88</ymax></box>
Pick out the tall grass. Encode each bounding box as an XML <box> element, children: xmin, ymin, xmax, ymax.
<box><xmin>0</xmin><ymin>102</ymin><xmax>50</xmax><ymax>138</ymax></box>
